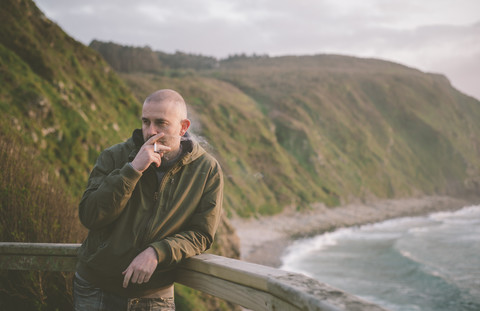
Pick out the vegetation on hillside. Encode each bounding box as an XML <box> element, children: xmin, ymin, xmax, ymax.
<box><xmin>89</xmin><ymin>40</ymin><xmax>218</xmax><ymax>73</ymax></box>
<box><xmin>0</xmin><ymin>0</ymin><xmax>141</xmax><ymax>196</ymax></box>
<box><xmin>96</xmin><ymin>45</ymin><xmax>480</xmax><ymax>217</ymax></box>
<box><xmin>0</xmin><ymin>133</ymin><xmax>84</xmax><ymax>310</ymax></box>
<box><xmin>0</xmin><ymin>0</ymin><xmax>238</xmax><ymax>310</ymax></box>
<box><xmin>210</xmin><ymin>56</ymin><xmax>480</xmax><ymax>203</ymax></box>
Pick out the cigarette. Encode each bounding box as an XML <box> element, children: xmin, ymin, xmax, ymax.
<box><xmin>154</xmin><ymin>142</ymin><xmax>158</xmax><ymax>153</ymax></box>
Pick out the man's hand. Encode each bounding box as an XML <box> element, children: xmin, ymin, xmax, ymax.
<box><xmin>131</xmin><ymin>133</ymin><xmax>171</xmax><ymax>172</ymax></box>
<box><xmin>122</xmin><ymin>247</ymin><xmax>158</xmax><ymax>288</ymax></box>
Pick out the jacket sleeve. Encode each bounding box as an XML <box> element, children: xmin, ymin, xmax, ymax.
<box><xmin>149</xmin><ymin>162</ymin><xmax>223</xmax><ymax>268</ymax></box>
<box><xmin>79</xmin><ymin>148</ymin><xmax>142</xmax><ymax>230</ymax></box>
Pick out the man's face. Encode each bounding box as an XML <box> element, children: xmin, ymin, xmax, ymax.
<box><xmin>141</xmin><ymin>100</ymin><xmax>187</xmax><ymax>156</ymax></box>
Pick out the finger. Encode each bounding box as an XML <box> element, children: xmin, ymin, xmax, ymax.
<box><xmin>143</xmin><ymin>274</ymin><xmax>151</xmax><ymax>283</ymax></box>
<box><xmin>133</xmin><ymin>271</ymin><xmax>147</xmax><ymax>284</ymax></box>
<box><xmin>136</xmin><ymin>271</ymin><xmax>150</xmax><ymax>284</ymax></box>
<box><xmin>153</xmin><ymin>142</ymin><xmax>167</xmax><ymax>154</ymax></box>
<box><xmin>152</xmin><ymin>153</ymin><xmax>162</xmax><ymax>167</ymax></box>
<box><xmin>153</xmin><ymin>143</ymin><xmax>171</xmax><ymax>154</ymax></box>
<box><xmin>145</xmin><ymin>133</ymin><xmax>165</xmax><ymax>145</ymax></box>
<box><xmin>139</xmin><ymin>273</ymin><xmax>148</xmax><ymax>284</ymax></box>
<box><xmin>130</xmin><ymin>270</ymin><xmax>139</xmax><ymax>284</ymax></box>
<box><xmin>123</xmin><ymin>268</ymin><xmax>133</xmax><ymax>288</ymax></box>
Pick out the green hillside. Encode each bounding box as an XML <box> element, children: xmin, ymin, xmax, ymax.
<box><xmin>93</xmin><ymin>46</ymin><xmax>480</xmax><ymax>216</ymax></box>
<box><xmin>211</xmin><ymin>56</ymin><xmax>480</xmax><ymax>202</ymax></box>
<box><xmin>0</xmin><ymin>0</ymin><xmax>140</xmax><ymax>196</ymax></box>
<box><xmin>0</xmin><ymin>0</ymin><xmax>140</xmax><ymax>309</ymax></box>
<box><xmin>0</xmin><ymin>1</ymin><xmax>237</xmax><ymax>310</ymax></box>
<box><xmin>2</xmin><ymin>0</ymin><xmax>479</xmax><ymax>222</ymax></box>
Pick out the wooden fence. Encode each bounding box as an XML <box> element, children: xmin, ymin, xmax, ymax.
<box><xmin>0</xmin><ymin>242</ymin><xmax>387</xmax><ymax>311</ymax></box>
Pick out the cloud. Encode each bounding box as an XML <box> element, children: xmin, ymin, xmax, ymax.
<box><xmin>34</xmin><ymin>0</ymin><xmax>480</xmax><ymax>99</ymax></box>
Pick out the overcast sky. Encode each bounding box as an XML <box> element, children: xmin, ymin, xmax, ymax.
<box><xmin>34</xmin><ymin>0</ymin><xmax>480</xmax><ymax>100</ymax></box>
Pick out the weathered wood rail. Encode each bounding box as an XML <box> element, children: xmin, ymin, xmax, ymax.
<box><xmin>0</xmin><ymin>242</ymin><xmax>387</xmax><ymax>311</ymax></box>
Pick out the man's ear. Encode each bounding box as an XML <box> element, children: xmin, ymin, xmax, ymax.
<box><xmin>180</xmin><ymin>119</ymin><xmax>191</xmax><ymax>136</ymax></box>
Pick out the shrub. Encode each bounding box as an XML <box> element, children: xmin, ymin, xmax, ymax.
<box><xmin>0</xmin><ymin>132</ymin><xmax>85</xmax><ymax>310</ymax></box>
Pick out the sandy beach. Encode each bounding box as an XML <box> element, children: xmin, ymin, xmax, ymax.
<box><xmin>230</xmin><ymin>195</ymin><xmax>477</xmax><ymax>268</ymax></box>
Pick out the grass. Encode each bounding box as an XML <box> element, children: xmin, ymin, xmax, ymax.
<box><xmin>0</xmin><ymin>131</ymin><xmax>86</xmax><ymax>310</ymax></box>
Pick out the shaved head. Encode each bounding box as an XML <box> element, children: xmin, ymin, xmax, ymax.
<box><xmin>144</xmin><ymin>89</ymin><xmax>187</xmax><ymax>119</ymax></box>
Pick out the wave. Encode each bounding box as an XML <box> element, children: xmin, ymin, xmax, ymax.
<box><xmin>280</xmin><ymin>227</ymin><xmax>351</xmax><ymax>270</ymax></box>
<box><xmin>429</xmin><ymin>204</ymin><xmax>480</xmax><ymax>223</ymax></box>
<box><xmin>280</xmin><ymin>205</ymin><xmax>480</xmax><ymax>310</ymax></box>
<box><xmin>281</xmin><ymin>212</ymin><xmax>435</xmax><ymax>269</ymax></box>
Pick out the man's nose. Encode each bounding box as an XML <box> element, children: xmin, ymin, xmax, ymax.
<box><xmin>146</xmin><ymin>123</ymin><xmax>158</xmax><ymax>136</ymax></box>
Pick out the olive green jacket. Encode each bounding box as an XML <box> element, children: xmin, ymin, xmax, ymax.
<box><xmin>76</xmin><ymin>130</ymin><xmax>223</xmax><ymax>297</ymax></box>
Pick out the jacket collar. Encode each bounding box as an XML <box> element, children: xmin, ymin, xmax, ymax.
<box><xmin>128</xmin><ymin>129</ymin><xmax>203</xmax><ymax>165</ymax></box>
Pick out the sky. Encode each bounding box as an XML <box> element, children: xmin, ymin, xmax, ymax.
<box><xmin>34</xmin><ymin>0</ymin><xmax>480</xmax><ymax>100</ymax></box>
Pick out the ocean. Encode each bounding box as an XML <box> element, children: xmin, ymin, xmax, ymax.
<box><xmin>281</xmin><ymin>205</ymin><xmax>480</xmax><ymax>311</ymax></box>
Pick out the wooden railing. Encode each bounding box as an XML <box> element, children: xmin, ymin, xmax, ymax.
<box><xmin>0</xmin><ymin>242</ymin><xmax>387</xmax><ymax>311</ymax></box>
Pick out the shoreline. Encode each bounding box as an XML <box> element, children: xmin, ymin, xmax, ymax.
<box><xmin>230</xmin><ymin>195</ymin><xmax>478</xmax><ymax>268</ymax></box>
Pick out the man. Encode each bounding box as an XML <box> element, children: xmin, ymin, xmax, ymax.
<box><xmin>74</xmin><ymin>89</ymin><xmax>223</xmax><ymax>310</ymax></box>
